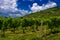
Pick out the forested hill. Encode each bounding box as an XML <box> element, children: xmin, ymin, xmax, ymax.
<box><xmin>22</xmin><ymin>7</ymin><xmax>60</xmax><ymax>18</ymax></box>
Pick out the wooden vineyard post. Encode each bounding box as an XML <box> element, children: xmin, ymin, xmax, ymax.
<box><xmin>40</xmin><ymin>20</ymin><xmax>43</xmax><ymax>39</ymax></box>
<box><xmin>40</xmin><ymin>20</ymin><xmax>47</xmax><ymax>40</ymax></box>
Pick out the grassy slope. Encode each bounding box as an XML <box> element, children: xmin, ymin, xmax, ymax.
<box><xmin>23</xmin><ymin>7</ymin><xmax>60</xmax><ymax>18</ymax></box>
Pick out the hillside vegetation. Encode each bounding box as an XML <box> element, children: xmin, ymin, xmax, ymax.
<box><xmin>0</xmin><ymin>7</ymin><xmax>60</xmax><ymax>40</ymax></box>
<box><xmin>23</xmin><ymin>7</ymin><xmax>60</xmax><ymax>18</ymax></box>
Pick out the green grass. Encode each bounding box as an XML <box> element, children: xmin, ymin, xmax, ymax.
<box><xmin>0</xmin><ymin>30</ymin><xmax>40</xmax><ymax>40</ymax></box>
<box><xmin>0</xmin><ymin>26</ymin><xmax>60</xmax><ymax>40</ymax></box>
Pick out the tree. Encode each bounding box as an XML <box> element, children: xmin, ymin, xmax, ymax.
<box><xmin>0</xmin><ymin>18</ymin><xmax>3</xmax><ymax>30</ymax></box>
<box><xmin>21</xmin><ymin>18</ymin><xmax>29</xmax><ymax>33</ymax></box>
<box><xmin>1</xmin><ymin>18</ymin><xmax>8</xmax><ymax>37</ymax></box>
<box><xmin>28</xmin><ymin>18</ymin><xmax>35</xmax><ymax>32</ymax></box>
<box><xmin>10</xmin><ymin>18</ymin><xmax>20</xmax><ymax>33</ymax></box>
<box><xmin>35</xmin><ymin>18</ymin><xmax>41</xmax><ymax>31</ymax></box>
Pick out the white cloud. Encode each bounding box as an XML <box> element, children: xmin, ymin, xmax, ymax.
<box><xmin>9</xmin><ymin>14</ymin><xmax>21</xmax><ymax>17</ymax></box>
<box><xmin>31</xmin><ymin>1</ymin><xmax>57</xmax><ymax>12</ymax></box>
<box><xmin>9</xmin><ymin>9</ymin><xmax>29</xmax><ymax>17</ymax></box>
<box><xmin>0</xmin><ymin>0</ymin><xmax>29</xmax><ymax>17</ymax></box>
<box><xmin>0</xmin><ymin>0</ymin><xmax>17</xmax><ymax>11</ymax></box>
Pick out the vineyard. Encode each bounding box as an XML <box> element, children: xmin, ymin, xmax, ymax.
<box><xmin>0</xmin><ymin>7</ymin><xmax>60</xmax><ymax>40</ymax></box>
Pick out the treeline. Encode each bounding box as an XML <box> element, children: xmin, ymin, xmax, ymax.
<box><xmin>0</xmin><ymin>16</ymin><xmax>60</xmax><ymax>37</ymax></box>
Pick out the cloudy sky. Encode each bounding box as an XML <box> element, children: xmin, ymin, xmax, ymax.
<box><xmin>0</xmin><ymin>0</ymin><xmax>60</xmax><ymax>17</ymax></box>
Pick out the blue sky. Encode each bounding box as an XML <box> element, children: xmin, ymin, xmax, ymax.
<box><xmin>17</xmin><ymin>0</ymin><xmax>60</xmax><ymax>11</ymax></box>
<box><xmin>0</xmin><ymin>0</ymin><xmax>60</xmax><ymax>17</ymax></box>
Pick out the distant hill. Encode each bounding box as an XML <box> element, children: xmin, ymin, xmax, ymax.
<box><xmin>0</xmin><ymin>7</ymin><xmax>60</xmax><ymax>18</ymax></box>
<box><xmin>22</xmin><ymin>7</ymin><xmax>60</xmax><ymax>18</ymax></box>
